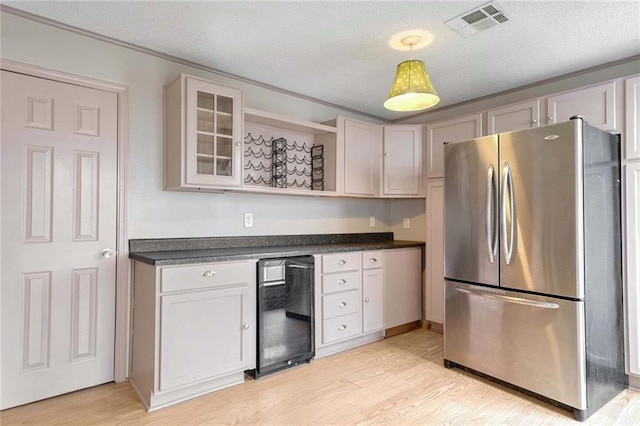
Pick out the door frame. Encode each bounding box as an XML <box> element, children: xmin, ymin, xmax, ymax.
<box><xmin>0</xmin><ymin>59</ymin><xmax>130</xmax><ymax>382</ymax></box>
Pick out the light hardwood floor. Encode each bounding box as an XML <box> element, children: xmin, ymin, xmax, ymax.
<box><xmin>2</xmin><ymin>328</ymin><xmax>639</xmax><ymax>425</ymax></box>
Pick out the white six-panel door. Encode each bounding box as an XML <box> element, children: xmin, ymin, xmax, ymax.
<box><xmin>1</xmin><ymin>71</ymin><xmax>118</xmax><ymax>409</ymax></box>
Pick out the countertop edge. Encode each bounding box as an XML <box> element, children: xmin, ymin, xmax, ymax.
<box><xmin>130</xmin><ymin>241</ymin><xmax>425</xmax><ymax>266</ymax></box>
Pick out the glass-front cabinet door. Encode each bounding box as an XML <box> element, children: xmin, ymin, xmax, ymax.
<box><xmin>185</xmin><ymin>77</ymin><xmax>242</xmax><ymax>188</ymax></box>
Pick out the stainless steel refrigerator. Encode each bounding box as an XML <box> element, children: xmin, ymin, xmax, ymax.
<box><xmin>443</xmin><ymin>117</ymin><xmax>625</xmax><ymax>421</ymax></box>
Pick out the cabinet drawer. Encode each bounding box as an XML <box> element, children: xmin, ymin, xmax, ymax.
<box><xmin>362</xmin><ymin>251</ymin><xmax>383</xmax><ymax>270</ymax></box>
<box><xmin>161</xmin><ymin>261</ymin><xmax>252</xmax><ymax>293</ymax></box>
<box><xmin>322</xmin><ymin>290</ymin><xmax>360</xmax><ymax>319</ymax></box>
<box><xmin>322</xmin><ymin>252</ymin><xmax>361</xmax><ymax>274</ymax></box>
<box><xmin>323</xmin><ymin>313</ymin><xmax>361</xmax><ymax>344</ymax></box>
<box><xmin>322</xmin><ymin>270</ymin><xmax>360</xmax><ymax>294</ymax></box>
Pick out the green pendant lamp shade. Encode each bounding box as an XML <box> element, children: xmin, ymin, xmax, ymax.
<box><xmin>384</xmin><ymin>59</ymin><xmax>440</xmax><ymax>112</ymax></box>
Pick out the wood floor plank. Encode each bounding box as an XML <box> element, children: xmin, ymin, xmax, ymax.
<box><xmin>2</xmin><ymin>329</ymin><xmax>638</xmax><ymax>425</ymax></box>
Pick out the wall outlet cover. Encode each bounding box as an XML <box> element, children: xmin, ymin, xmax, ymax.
<box><xmin>369</xmin><ymin>216</ymin><xmax>376</xmax><ymax>227</ymax></box>
<box><xmin>403</xmin><ymin>218</ymin><xmax>410</xmax><ymax>229</ymax></box>
<box><xmin>244</xmin><ymin>213</ymin><xmax>253</xmax><ymax>228</ymax></box>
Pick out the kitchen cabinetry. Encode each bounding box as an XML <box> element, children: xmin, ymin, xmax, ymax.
<box><xmin>425</xmin><ymin>179</ymin><xmax>444</xmax><ymax>325</ymax></box>
<box><xmin>165</xmin><ymin>74</ymin><xmax>243</xmax><ymax>191</ymax></box>
<box><xmin>626</xmin><ymin>75</ymin><xmax>640</xmax><ymax>160</ymax></box>
<box><xmin>546</xmin><ymin>81</ymin><xmax>618</xmax><ymax>132</ymax></box>
<box><xmin>340</xmin><ymin>117</ymin><xmax>382</xmax><ymax>197</ymax></box>
<box><xmin>362</xmin><ymin>251</ymin><xmax>384</xmax><ymax>333</ymax></box>
<box><xmin>243</xmin><ymin>108</ymin><xmax>337</xmax><ymax>194</ymax></box>
<box><xmin>130</xmin><ymin>259</ymin><xmax>256</xmax><ymax>411</ymax></box>
<box><xmin>486</xmin><ymin>99</ymin><xmax>541</xmax><ymax>134</ymax></box>
<box><xmin>383</xmin><ymin>247</ymin><xmax>422</xmax><ymax>329</ymax></box>
<box><xmin>627</xmin><ymin>163</ymin><xmax>640</xmax><ymax>380</ymax></box>
<box><xmin>314</xmin><ymin>251</ymin><xmax>385</xmax><ymax>357</ymax></box>
<box><xmin>426</xmin><ymin>114</ymin><xmax>482</xmax><ymax>178</ymax></box>
<box><xmin>383</xmin><ymin>126</ymin><xmax>422</xmax><ymax>196</ymax></box>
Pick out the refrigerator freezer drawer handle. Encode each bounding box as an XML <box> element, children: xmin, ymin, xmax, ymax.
<box><xmin>286</xmin><ymin>264</ymin><xmax>314</xmax><ymax>269</ymax></box>
<box><xmin>456</xmin><ymin>288</ymin><xmax>560</xmax><ymax>309</ymax></box>
<box><xmin>486</xmin><ymin>164</ymin><xmax>496</xmax><ymax>264</ymax></box>
<box><xmin>263</xmin><ymin>280</ymin><xmax>286</xmax><ymax>287</ymax></box>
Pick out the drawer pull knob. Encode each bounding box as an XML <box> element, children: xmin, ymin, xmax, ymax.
<box><xmin>338</xmin><ymin>260</ymin><xmax>346</xmax><ymax>265</ymax></box>
<box><xmin>201</xmin><ymin>270</ymin><xmax>216</xmax><ymax>277</ymax></box>
<box><xmin>338</xmin><ymin>324</ymin><xmax>347</xmax><ymax>330</ymax></box>
<box><xmin>243</xmin><ymin>323</ymin><xmax>250</xmax><ymax>329</ymax></box>
<box><xmin>338</xmin><ymin>302</ymin><xmax>347</xmax><ymax>307</ymax></box>
<box><xmin>369</xmin><ymin>258</ymin><xmax>377</xmax><ymax>263</ymax></box>
<box><xmin>365</xmin><ymin>297</ymin><xmax>370</xmax><ymax>303</ymax></box>
<box><xmin>337</xmin><ymin>279</ymin><xmax>347</xmax><ymax>284</ymax></box>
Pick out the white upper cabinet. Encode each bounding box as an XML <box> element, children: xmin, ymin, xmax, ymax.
<box><xmin>546</xmin><ymin>81</ymin><xmax>618</xmax><ymax>132</ymax></box>
<box><xmin>165</xmin><ymin>74</ymin><xmax>243</xmax><ymax>191</ymax></box>
<box><xmin>626</xmin><ymin>75</ymin><xmax>640</xmax><ymax>160</ymax></box>
<box><xmin>383</xmin><ymin>125</ymin><xmax>422</xmax><ymax>196</ymax></box>
<box><xmin>340</xmin><ymin>117</ymin><xmax>382</xmax><ymax>197</ymax></box>
<box><xmin>487</xmin><ymin>99</ymin><xmax>541</xmax><ymax>135</ymax></box>
<box><xmin>426</xmin><ymin>114</ymin><xmax>482</xmax><ymax>178</ymax></box>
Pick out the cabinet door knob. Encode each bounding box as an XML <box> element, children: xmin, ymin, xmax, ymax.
<box><xmin>338</xmin><ymin>260</ymin><xmax>346</xmax><ymax>265</ymax></box>
<box><xmin>369</xmin><ymin>258</ymin><xmax>377</xmax><ymax>263</ymax></box>
<box><xmin>548</xmin><ymin>116</ymin><xmax>554</xmax><ymax>121</ymax></box>
<box><xmin>365</xmin><ymin>297</ymin><xmax>370</xmax><ymax>303</ymax></box>
<box><xmin>235</xmin><ymin>142</ymin><xmax>241</xmax><ymax>146</ymax></box>
<box><xmin>201</xmin><ymin>270</ymin><xmax>216</xmax><ymax>277</ymax></box>
<box><xmin>384</xmin><ymin>152</ymin><xmax>390</xmax><ymax>157</ymax></box>
<box><xmin>338</xmin><ymin>302</ymin><xmax>347</xmax><ymax>307</ymax></box>
<box><xmin>337</xmin><ymin>279</ymin><xmax>346</xmax><ymax>285</ymax></box>
<box><xmin>532</xmin><ymin>119</ymin><xmax>538</xmax><ymax>124</ymax></box>
<box><xmin>243</xmin><ymin>323</ymin><xmax>250</xmax><ymax>329</ymax></box>
<box><xmin>338</xmin><ymin>324</ymin><xmax>347</xmax><ymax>330</ymax></box>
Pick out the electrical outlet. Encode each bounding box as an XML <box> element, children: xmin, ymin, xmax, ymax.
<box><xmin>403</xmin><ymin>218</ymin><xmax>410</xmax><ymax>229</ymax></box>
<box><xmin>244</xmin><ymin>213</ymin><xmax>253</xmax><ymax>228</ymax></box>
<box><xmin>369</xmin><ymin>216</ymin><xmax>375</xmax><ymax>227</ymax></box>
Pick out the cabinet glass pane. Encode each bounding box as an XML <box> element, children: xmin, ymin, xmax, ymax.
<box><xmin>217</xmin><ymin>96</ymin><xmax>233</xmax><ymax>114</ymax></box>
<box><xmin>197</xmin><ymin>110</ymin><xmax>214</xmax><ymax>133</ymax></box>
<box><xmin>216</xmin><ymin>158</ymin><xmax>232</xmax><ymax>176</ymax></box>
<box><xmin>217</xmin><ymin>137</ymin><xmax>233</xmax><ymax>157</ymax></box>
<box><xmin>216</xmin><ymin>113</ymin><xmax>233</xmax><ymax>136</ymax></box>
<box><xmin>197</xmin><ymin>134</ymin><xmax>215</xmax><ymax>155</ymax></box>
<box><xmin>197</xmin><ymin>156</ymin><xmax>214</xmax><ymax>175</ymax></box>
<box><xmin>197</xmin><ymin>91</ymin><xmax>214</xmax><ymax>110</ymax></box>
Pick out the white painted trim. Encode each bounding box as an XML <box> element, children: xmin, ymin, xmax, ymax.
<box><xmin>629</xmin><ymin>374</ymin><xmax>640</xmax><ymax>390</ymax></box>
<box><xmin>0</xmin><ymin>58</ymin><xmax>130</xmax><ymax>383</ymax></box>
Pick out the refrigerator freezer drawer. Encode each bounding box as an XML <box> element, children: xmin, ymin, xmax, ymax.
<box><xmin>444</xmin><ymin>280</ymin><xmax>587</xmax><ymax>409</ymax></box>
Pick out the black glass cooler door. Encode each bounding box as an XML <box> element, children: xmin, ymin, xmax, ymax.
<box><xmin>256</xmin><ymin>256</ymin><xmax>314</xmax><ymax>377</ymax></box>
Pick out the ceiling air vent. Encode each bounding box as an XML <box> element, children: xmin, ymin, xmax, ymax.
<box><xmin>446</xmin><ymin>1</ymin><xmax>510</xmax><ymax>38</ymax></box>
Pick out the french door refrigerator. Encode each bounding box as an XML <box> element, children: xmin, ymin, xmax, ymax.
<box><xmin>443</xmin><ymin>117</ymin><xmax>625</xmax><ymax>421</ymax></box>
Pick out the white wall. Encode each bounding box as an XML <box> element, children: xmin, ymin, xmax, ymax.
<box><xmin>0</xmin><ymin>11</ymin><xmax>428</xmax><ymax>241</ymax></box>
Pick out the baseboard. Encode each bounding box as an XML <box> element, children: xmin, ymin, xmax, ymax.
<box><xmin>385</xmin><ymin>321</ymin><xmax>421</xmax><ymax>337</ymax></box>
<box><xmin>628</xmin><ymin>374</ymin><xmax>640</xmax><ymax>390</ymax></box>
<box><xmin>427</xmin><ymin>322</ymin><xmax>443</xmax><ymax>333</ymax></box>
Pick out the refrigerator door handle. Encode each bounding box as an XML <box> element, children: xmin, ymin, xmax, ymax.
<box><xmin>455</xmin><ymin>287</ymin><xmax>560</xmax><ymax>309</ymax></box>
<box><xmin>485</xmin><ymin>164</ymin><xmax>497</xmax><ymax>263</ymax></box>
<box><xmin>501</xmin><ymin>162</ymin><xmax>516</xmax><ymax>265</ymax></box>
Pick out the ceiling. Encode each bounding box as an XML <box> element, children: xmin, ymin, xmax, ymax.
<box><xmin>4</xmin><ymin>1</ymin><xmax>640</xmax><ymax>121</ymax></box>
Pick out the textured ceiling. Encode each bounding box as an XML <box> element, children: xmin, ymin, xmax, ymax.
<box><xmin>4</xmin><ymin>1</ymin><xmax>640</xmax><ymax>121</ymax></box>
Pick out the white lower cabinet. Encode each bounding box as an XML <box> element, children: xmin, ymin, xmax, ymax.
<box><xmin>315</xmin><ymin>251</ymin><xmax>389</xmax><ymax>357</ymax></box>
<box><xmin>130</xmin><ymin>259</ymin><xmax>256</xmax><ymax>411</ymax></box>
<box><xmin>626</xmin><ymin>162</ymin><xmax>640</xmax><ymax>380</ymax></box>
<box><xmin>383</xmin><ymin>247</ymin><xmax>423</xmax><ymax>329</ymax></box>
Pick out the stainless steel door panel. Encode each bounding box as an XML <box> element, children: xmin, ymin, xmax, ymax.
<box><xmin>444</xmin><ymin>135</ymin><xmax>499</xmax><ymax>286</ymax></box>
<box><xmin>444</xmin><ymin>281</ymin><xmax>586</xmax><ymax>409</ymax></box>
<box><xmin>499</xmin><ymin>121</ymin><xmax>583</xmax><ymax>298</ymax></box>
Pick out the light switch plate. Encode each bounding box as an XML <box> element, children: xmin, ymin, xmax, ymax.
<box><xmin>244</xmin><ymin>213</ymin><xmax>253</xmax><ymax>228</ymax></box>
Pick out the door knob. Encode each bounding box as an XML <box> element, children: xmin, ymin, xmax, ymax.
<box><xmin>100</xmin><ymin>249</ymin><xmax>113</xmax><ymax>259</ymax></box>
<box><xmin>338</xmin><ymin>260</ymin><xmax>346</xmax><ymax>265</ymax></box>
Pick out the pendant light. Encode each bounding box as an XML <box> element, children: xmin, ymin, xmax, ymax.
<box><xmin>384</xmin><ymin>35</ymin><xmax>440</xmax><ymax>112</ymax></box>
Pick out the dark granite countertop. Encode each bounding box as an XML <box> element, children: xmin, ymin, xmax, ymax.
<box><xmin>129</xmin><ymin>233</ymin><xmax>424</xmax><ymax>266</ymax></box>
